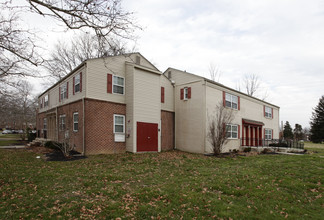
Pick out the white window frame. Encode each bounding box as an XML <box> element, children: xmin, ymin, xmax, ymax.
<box><xmin>112</xmin><ymin>75</ymin><xmax>124</xmax><ymax>95</ymax></box>
<box><xmin>74</xmin><ymin>73</ymin><xmax>81</xmax><ymax>93</ymax></box>
<box><xmin>73</xmin><ymin>112</ymin><xmax>79</xmax><ymax>132</ymax></box>
<box><xmin>225</xmin><ymin>93</ymin><xmax>238</xmax><ymax>110</ymax></box>
<box><xmin>43</xmin><ymin>118</ymin><xmax>47</xmax><ymax>130</ymax></box>
<box><xmin>226</xmin><ymin>124</ymin><xmax>238</xmax><ymax>139</ymax></box>
<box><xmin>184</xmin><ymin>87</ymin><xmax>189</xmax><ymax>100</ymax></box>
<box><xmin>60</xmin><ymin>84</ymin><xmax>67</xmax><ymax>100</ymax></box>
<box><xmin>113</xmin><ymin>114</ymin><xmax>125</xmax><ymax>134</ymax></box>
<box><xmin>265</xmin><ymin>106</ymin><xmax>272</xmax><ymax>118</ymax></box>
<box><xmin>265</xmin><ymin>129</ymin><xmax>272</xmax><ymax>140</ymax></box>
<box><xmin>44</xmin><ymin>95</ymin><xmax>49</xmax><ymax>107</ymax></box>
<box><xmin>59</xmin><ymin>115</ymin><xmax>66</xmax><ymax>131</ymax></box>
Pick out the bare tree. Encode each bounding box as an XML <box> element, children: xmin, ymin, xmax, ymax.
<box><xmin>0</xmin><ymin>0</ymin><xmax>139</xmax><ymax>89</ymax></box>
<box><xmin>207</xmin><ymin>102</ymin><xmax>234</xmax><ymax>155</ymax></box>
<box><xmin>237</xmin><ymin>73</ymin><xmax>269</xmax><ymax>101</ymax></box>
<box><xmin>54</xmin><ymin>130</ymin><xmax>74</xmax><ymax>158</ymax></box>
<box><xmin>208</xmin><ymin>63</ymin><xmax>221</xmax><ymax>82</ymax></box>
<box><xmin>44</xmin><ymin>33</ymin><xmax>130</xmax><ymax>82</ymax></box>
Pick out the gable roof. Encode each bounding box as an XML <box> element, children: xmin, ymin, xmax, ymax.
<box><xmin>164</xmin><ymin>67</ymin><xmax>279</xmax><ymax>108</ymax></box>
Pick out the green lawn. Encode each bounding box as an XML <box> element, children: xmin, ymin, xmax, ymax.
<box><xmin>0</xmin><ymin>134</ymin><xmax>21</xmax><ymax>139</ymax></box>
<box><xmin>0</xmin><ymin>149</ymin><xmax>323</xmax><ymax>219</ymax></box>
<box><xmin>0</xmin><ymin>134</ymin><xmax>23</xmax><ymax>146</ymax></box>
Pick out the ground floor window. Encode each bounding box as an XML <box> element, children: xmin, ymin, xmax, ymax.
<box><xmin>43</xmin><ymin>118</ymin><xmax>47</xmax><ymax>130</ymax></box>
<box><xmin>265</xmin><ymin>129</ymin><xmax>272</xmax><ymax>140</ymax></box>
<box><xmin>226</xmin><ymin>124</ymin><xmax>238</xmax><ymax>139</ymax></box>
<box><xmin>73</xmin><ymin>112</ymin><xmax>79</xmax><ymax>132</ymax></box>
<box><xmin>114</xmin><ymin>114</ymin><xmax>125</xmax><ymax>133</ymax></box>
<box><xmin>59</xmin><ymin>115</ymin><xmax>66</xmax><ymax>131</ymax></box>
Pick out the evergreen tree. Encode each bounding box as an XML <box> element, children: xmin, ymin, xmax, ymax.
<box><xmin>293</xmin><ymin>124</ymin><xmax>303</xmax><ymax>140</ymax></box>
<box><xmin>310</xmin><ymin>96</ymin><xmax>324</xmax><ymax>143</ymax></box>
<box><xmin>283</xmin><ymin>121</ymin><xmax>293</xmax><ymax>140</ymax></box>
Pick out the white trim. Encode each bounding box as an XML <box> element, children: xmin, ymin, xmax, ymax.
<box><xmin>113</xmin><ymin>114</ymin><xmax>125</xmax><ymax>133</ymax></box>
<box><xmin>184</xmin><ymin>87</ymin><xmax>189</xmax><ymax>100</ymax></box>
<box><xmin>112</xmin><ymin>75</ymin><xmax>125</xmax><ymax>95</ymax></box>
<box><xmin>265</xmin><ymin>106</ymin><xmax>272</xmax><ymax>118</ymax></box>
<box><xmin>225</xmin><ymin>93</ymin><xmax>238</xmax><ymax>110</ymax></box>
<box><xmin>265</xmin><ymin>128</ymin><xmax>272</xmax><ymax>140</ymax></box>
<box><xmin>73</xmin><ymin>112</ymin><xmax>79</xmax><ymax>132</ymax></box>
<box><xmin>226</xmin><ymin>124</ymin><xmax>238</xmax><ymax>139</ymax></box>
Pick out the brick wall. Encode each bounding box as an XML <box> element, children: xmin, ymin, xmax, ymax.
<box><xmin>85</xmin><ymin>99</ymin><xmax>126</xmax><ymax>155</ymax></box>
<box><xmin>57</xmin><ymin>100</ymin><xmax>83</xmax><ymax>153</ymax></box>
<box><xmin>161</xmin><ymin>110</ymin><xmax>175</xmax><ymax>151</ymax></box>
<box><xmin>36</xmin><ymin>111</ymin><xmax>47</xmax><ymax>138</ymax></box>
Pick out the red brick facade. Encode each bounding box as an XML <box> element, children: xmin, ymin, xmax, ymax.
<box><xmin>36</xmin><ymin>111</ymin><xmax>47</xmax><ymax>138</ymax></box>
<box><xmin>161</xmin><ymin>110</ymin><xmax>175</xmax><ymax>151</ymax></box>
<box><xmin>57</xmin><ymin>100</ymin><xmax>84</xmax><ymax>153</ymax></box>
<box><xmin>84</xmin><ymin>99</ymin><xmax>126</xmax><ymax>155</ymax></box>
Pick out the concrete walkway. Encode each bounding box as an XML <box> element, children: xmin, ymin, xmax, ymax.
<box><xmin>0</xmin><ymin>145</ymin><xmax>27</xmax><ymax>149</ymax></box>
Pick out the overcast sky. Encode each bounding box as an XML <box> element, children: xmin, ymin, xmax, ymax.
<box><xmin>23</xmin><ymin>0</ymin><xmax>324</xmax><ymax>128</ymax></box>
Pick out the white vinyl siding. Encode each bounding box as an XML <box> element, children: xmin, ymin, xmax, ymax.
<box><xmin>114</xmin><ymin>114</ymin><xmax>125</xmax><ymax>133</ymax></box>
<box><xmin>225</xmin><ymin>93</ymin><xmax>238</xmax><ymax>109</ymax></box>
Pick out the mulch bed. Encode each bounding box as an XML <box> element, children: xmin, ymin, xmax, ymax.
<box><xmin>27</xmin><ymin>146</ymin><xmax>87</xmax><ymax>161</ymax></box>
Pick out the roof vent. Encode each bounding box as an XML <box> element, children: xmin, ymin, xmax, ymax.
<box><xmin>136</xmin><ymin>56</ymin><xmax>141</xmax><ymax>65</ymax></box>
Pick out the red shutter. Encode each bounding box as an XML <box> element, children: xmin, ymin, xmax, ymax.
<box><xmin>188</xmin><ymin>87</ymin><xmax>191</xmax><ymax>99</ymax></box>
<box><xmin>271</xmin><ymin>108</ymin><xmax>273</xmax><ymax>119</ymax></box>
<box><xmin>223</xmin><ymin>91</ymin><xmax>225</xmax><ymax>107</ymax></box>
<box><xmin>59</xmin><ymin>87</ymin><xmax>61</xmax><ymax>102</ymax></box>
<box><xmin>107</xmin><ymin>74</ymin><xmax>112</xmax><ymax>93</ymax></box>
<box><xmin>264</xmin><ymin>106</ymin><xmax>266</xmax><ymax>117</ymax></box>
<box><xmin>180</xmin><ymin>88</ymin><xmax>184</xmax><ymax>100</ymax></box>
<box><xmin>238</xmin><ymin>96</ymin><xmax>240</xmax><ymax>110</ymax></box>
<box><xmin>272</xmin><ymin>129</ymin><xmax>273</xmax><ymax>140</ymax></box>
<box><xmin>238</xmin><ymin>125</ymin><xmax>240</xmax><ymax>139</ymax></box>
<box><xmin>161</xmin><ymin>87</ymin><xmax>165</xmax><ymax>103</ymax></box>
<box><xmin>66</xmin><ymin>82</ymin><xmax>69</xmax><ymax>98</ymax></box>
<box><xmin>80</xmin><ymin>72</ymin><xmax>82</xmax><ymax>92</ymax></box>
<box><xmin>73</xmin><ymin>77</ymin><xmax>75</xmax><ymax>95</ymax></box>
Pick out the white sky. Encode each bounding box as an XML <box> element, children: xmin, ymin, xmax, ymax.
<box><xmin>19</xmin><ymin>0</ymin><xmax>324</xmax><ymax>129</ymax></box>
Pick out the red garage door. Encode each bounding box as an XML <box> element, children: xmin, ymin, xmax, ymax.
<box><xmin>137</xmin><ymin>122</ymin><xmax>158</xmax><ymax>152</ymax></box>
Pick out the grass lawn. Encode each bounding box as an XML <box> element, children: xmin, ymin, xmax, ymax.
<box><xmin>0</xmin><ymin>134</ymin><xmax>21</xmax><ymax>139</ymax></box>
<box><xmin>0</xmin><ymin>134</ymin><xmax>24</xmax><ymax>146</ymax></box>
<box><xmin>0</xmin><ymin>148</ymin><xmax>323</xmax><ymax>219</ymax></box>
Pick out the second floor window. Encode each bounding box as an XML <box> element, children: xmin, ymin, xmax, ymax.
<box><xmin>113</xmin><ymin>76</ymin><xmax>124</xmax><ymax>94</ymax></box>
<box><xmin>265</xmin><ymin>106</ymin><xmax>272</xmax><ymax>118</ymax></box>
<box><xmin>225</xmin><ymin>93</ymin><xmax>238</xmax><ymax>109</ymax></box>
<box><xmin>74</xmin><ymin>74</ymin><xmax>80</xmax><ymax>93</ymax></box>
<box><xmin>60</xmin><ymin>84</ymin><xmax>67</xmax><ymax>100</ymax></box>
<box><xmin>44</xmin><ymin>95</ymin><xmax>49</xmax><ymax>107</ymax></box>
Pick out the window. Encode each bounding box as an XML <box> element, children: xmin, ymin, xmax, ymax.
<box><xmin>114</xmin><ymin>114</ymin><xmax>125</xmax><ymax>133</ymax></box>
<box><xmin>59</xmin><ymin>115</ymin><xmax>66</xmax><ymax>131</ymax></box>
<box><xmin>60</xmin><ymin>84</ymin><xmax>67</xmax><ymax>100</ymax></box>
<box><xmin>44</xmin><ymin>95</ymin><xmax>49</xmax><ymax>107</ymax></box>
<box><xmin>43</xmin><ymin>118</ymin><xmax>47</xmax><ymax>130</ymax></box>
<box><xmin>184</xmin><ymin>87</ymin><xmax>189</xmax><ymax>100</ymax></box>
<box><xmin>265</xmin><ymin>106</ymin><xmax>272</xmax><ymax>118</ymax></box>
<box><xmin>226</xmin><ymin>124</ymin><xmax>238</xmax><ymax>139</ymax></box>
<box><xmin>265</xmin><ymin>129</ymin><xmax>272</xmax><ymax>140</ymax></box>
<box><xmin>74</xmin><ymin>74</ymin><xmax>80</xmax><ymax>93</ymax></box>
<box><xmin>73</xmin><ymin>112</ymin><xmax>79</xmax><ymax>132</ymax></box>
<box><xmin>113</xmin><ymin>76</ymin><xmax>124</xmax><ymax>94</ymax></box>
<box><xmin>225</xmin><ymin>93</ymin><xmax>238</xmax><ymax>109</ymax></box>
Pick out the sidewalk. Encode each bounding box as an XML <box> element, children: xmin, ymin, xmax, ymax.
<box><xmin>0</xmin><ymin>145</ymin><xmax>27</xmax><ymax>149</ymax></box>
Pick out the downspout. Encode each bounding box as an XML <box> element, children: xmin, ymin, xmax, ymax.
<box><xmin>82</xmin><ymin>97</ymin><xmax>85</xmax><ymax>155</ymax></box>
<box><xmin>56</xmin><ymin>107</ymin><xmax>58</xmax><ymax>141</ymax></box>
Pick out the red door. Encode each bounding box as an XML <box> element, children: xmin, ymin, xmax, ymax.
<box><xmin>137</xmin><ymin>122</ymin><xmax>158</xmax><ymax>152</ymax></box>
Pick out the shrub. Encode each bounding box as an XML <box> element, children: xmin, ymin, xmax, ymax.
<box><xmin>243</xmin><ymin>147</ymin><xmax>251</xmax><ymax>152</ymax></box>
<box><xmin>269</xmin><ymin>143</ymin><xmax>288</xmax><ymax>147</ymax></box>
<box><xmin>44</xmin><ymin>141</ymin><xmax>58</xmax><ymax>150</ymax></box>
<box><xmin>261</xmin><ymin>148</ymin><xmax>272</xmax><ymax>154</ymax></box>
<box><xmin>26</xmin><ymin>128</ymin><xmax>36</xmax><ymax>142</ymax></box>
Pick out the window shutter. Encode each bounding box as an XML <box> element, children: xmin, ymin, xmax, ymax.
<box><xmin>264</xmin><ymin>106</ymin><xmax>266</xmax><ymax>117</ymax></box>
<box><xmin>59</xmin><ymin>87</ymin><xmax>61</xmax><ymax>102</ymax></box>
<box><xmin>180</xmin><ymin>88</ymin><xmax>184</xmax><ymax>100</ymax></box>
<box><xmin>264</xmin><ymin>128</ymin><xmax>265</xmax><ymax>139</ymax></box>
<box><xmin>238</xmin><ymin>125</ymin><xmax>240</xmax><ymax>139</ymax></box>
<box><xmin>271</xmin><ymin>108</ymin><xmax>273</xmax><ymax>119</ymax></box>
<box><xmin>161</xmin><ymin>87</ymin><xmax>165</xmax><ymax>103</ymax></box>
<box><xmin>80</xmin><ymin>72</ymin><xmax>82</xmax><ymax>92</ymax></box>
<box><xmin>66</xmin><ymin>82</ymin><xmax>69</xmax><ymax>98</ymax></box>
<box><xmin>223</xmin><ymin>91</ymin><xmax>225</xmax><ymax>107</ymax></box>
<box><xmin>73</xmin><ymin>77</ymin><xmax>75</xmax><ymax>95</ymax></box>
<box><xmin>107</xmin><ymin>73</ymin><xmax>112</xmax><ymax>93</ymax></box>
<box><xmin>238</xmin><ymin>96</ymin><xmax>240</xmax><ymax>110</ymax></box>
<box><xmin>188</xmin><ymin>87</ymin><xmax>191</xmax><ymax>99</ymax></box>
<box><xmin>272</xmin><ymin>129</ymin><xmax>273</xmax><ymax>140</ymax></box>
